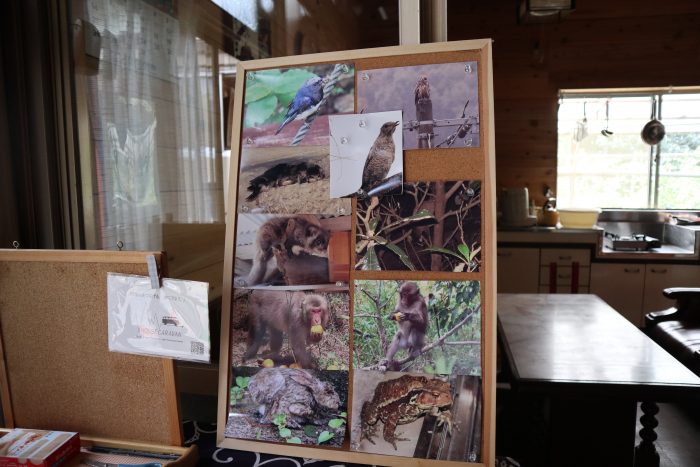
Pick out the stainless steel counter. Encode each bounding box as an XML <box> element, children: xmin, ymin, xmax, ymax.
<box><xmin>497</xmin><ymin>223</ymin><xmax>700</xmax><ymax>262</ymax></box>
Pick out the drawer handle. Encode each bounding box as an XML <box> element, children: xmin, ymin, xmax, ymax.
<box><xmin>650</xmin><ymin>268</ymin><xmax>667</xmax><ymax>274</ymax></box>
<box><xmin>558</xmin><ymin>255</ymin><xmax>572</xmax><ymax>260</ymax></box>
<box><xmin>624</xmin><ymin>267</ymin><xmax>641</xmax><ymax>273</ymax></box>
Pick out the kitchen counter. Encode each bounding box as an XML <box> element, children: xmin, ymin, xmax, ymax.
<box><xmin>497</xmin><ymin>224</ymin><xmax>700</xmax><ymax>262</ymax></box>
<box><xmin>497</xmin><ymin>227</ymin><xmax>601</xmax><ymax>245</ymax></box>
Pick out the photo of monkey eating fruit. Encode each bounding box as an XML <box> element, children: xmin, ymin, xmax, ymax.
<box><xmin>231</xmin><ymin>288</ymin><xmax>350</xmax><ymax>371</ymax></box>
<box><xmin>353</xmin><ymin>280</ymin><xmax>481</xmax><ymax>375</ymax></box>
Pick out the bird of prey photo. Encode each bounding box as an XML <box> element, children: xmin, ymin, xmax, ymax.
<box><xmin>361</xmin><ymin>121</ymin><xmax>400</xmax><ymax>194</ymax></box>
<box><xmin>414</xmin><ymin>75</ymin><xmax>430</xmax><ymax>105</ymax></box>
<box><xmin>275</xmin><ymin>76</ymin><xmax>325</xmax><ymax>135</ymax></box>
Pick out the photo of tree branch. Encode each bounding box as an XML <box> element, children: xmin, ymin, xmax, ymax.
<box><xmin>353</xmin><ymin>280</ymin><xmax>481</xmax><ymax>376</ymax></box>
<box><xmin>355</xmin><ymin>181</ymin><xmax>481</xmax><ymax>272</ymax></box>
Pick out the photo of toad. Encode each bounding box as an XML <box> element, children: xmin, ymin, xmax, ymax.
<box><xmin>351</xmin><ymin>370</ymin><xmax>482</xmax><ymax>461</ymax></box>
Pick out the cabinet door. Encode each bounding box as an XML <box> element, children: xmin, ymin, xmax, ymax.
<box><xmin>497</xmin><ymin>247</ymin><xmax>539</xmax><ymax>293</ymax></box>
<box><xmin>642</xmin><ymin>265</ymin><xmax>700</xmax><ymax>314</ymax></box>
<box><xmin>590</xmin><ymin>263</ymin><xmax>645</xmax><ymax>326</ymax></box>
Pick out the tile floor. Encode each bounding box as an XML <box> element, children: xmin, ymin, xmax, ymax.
<box><xmin>638</xmin><ymin>403</ymin><xmax>700</xmax><ymax>467</ymax></box>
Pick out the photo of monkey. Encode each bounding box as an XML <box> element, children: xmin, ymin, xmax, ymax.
<box><xmin>237</xmin><ymin>146</ymin><xmax>351</xmax><ymax>215</ymax></box>
<box><xmin>241</xmin><ymin>63</ymin><xmax>354</xmax><ymax>148</ymax></box>
<box><xmin>234</xmin><ymin>213</ymin><xmax>351</xmax><ymax>287</ymax></box>
<box><xmin>349</xmin><ymin>370</ymin><xmax>482</xmax><ymax>461</ymax></box>
<box><xmin>231</xmin><ymin>288</ymin><xmax>350</xmax><ymax>371</ymax></box>
<box><xmin>356</xmin><ymin>62</ymin><xmax>480</xmax><ymax>149</ymax></box>
<box><xmin>226</xmin><ymin>367</ymin><xmax>349</xmax><ymax>447</ymax></box>
<box><xmin>353</xmin><ymin>280</ymin><xmax>481</xmax><ymax>375</ymax></box>
<box><xmin>356</xmin><ymin>181</ymin><xmax>481</xmax><ymax>272</ymax></box>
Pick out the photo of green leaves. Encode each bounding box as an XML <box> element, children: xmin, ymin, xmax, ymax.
<box><xmin>356</xmin><ymin>181</ymin><xmax>481</xmax><ymax>272</ymax></box>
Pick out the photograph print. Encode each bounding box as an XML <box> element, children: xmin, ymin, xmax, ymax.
<box><xmin>234</xmin><ymin>213</ymin><xmax>351</xmax><ymax>287</ymax></box>
<box><xmin>226</xmin><ymin>366</ymin><xmax>349</xmax><ymax>447</ymax></box>
<box><xmin>356</xmin><ymin>180</ymin><xmax>481</xmax><ymax>272</ymax></box>
<box><xmin>237</xmin><ymin>145</ymin><xmax>351</xmax><ymax>215</ymax></box>
<box><xmin>352</xmin><ymin>280</ymin><xmax>481</xmax><ymax>376</ymax></box>
<box><xmin>230</xmin><ymin>287</ymin><xmax>350</xmax><ymax>371</ymax></box>
<box><xmin>350</xmin><ymin>370</ymin><xmax>482</xmax><ymax>461</ymax></box>
<box><xmin>242</xmin><ymin>63</ymin><xmax>355</xmax><ymax>148</ymax></box>
<box><xmin>329</xmin><ymin>110</ymin><xmax>403</xmax><ymax>199</ymax></box>
<box><xmin>357</xmin><ymin>62</ymin><xmax>480</xmax><ymax>149</ymax></box>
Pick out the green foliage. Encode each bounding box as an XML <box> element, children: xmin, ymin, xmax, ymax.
<box><xmin>318</xmin><ymin>431</ymin><xmax>334</xmax><ymax>444</ymax></box>
<box><xmin>328</xmin><ymin>418</ymin><xmax>345</xmax><ymax>429</ymax></box>
<box><xmin>244</xmin><ymin>68</ymin><xmax>317</xmax><ymax>128</ymax></box>
<box><xmin>286</xmin><ymin>437</ymin><xmax>302</xmax><ymax>444</ymax></box>
<box><xmin>422</xmin><ymin>243</ymin><xmax>480</xmax><ymax>272</ymax></box>
<box><xmin>229</xmin><ymin>376</ymin><xmax>250</xmax><ymax>406</ymax></box>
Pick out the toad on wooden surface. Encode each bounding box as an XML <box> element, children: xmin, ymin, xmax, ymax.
<box><xmin>248</xmin><ymin>368</ymin><xmax>340</xmax><ymax>428</ymax></box>
<box><xmin>360</xmin><ymin>374</ymin><xmax>453</xmax><ymax>449</ymax></box>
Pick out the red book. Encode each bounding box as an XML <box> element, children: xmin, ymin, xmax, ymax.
<box><xmin>0</xmin><ymin>429</ymin><xmax>80</xmax><ymax>467</ymax></box>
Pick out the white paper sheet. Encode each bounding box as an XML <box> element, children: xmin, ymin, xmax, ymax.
<box><xmin>107</xmin><ymin>273</ymin><xmax>210</xmax><ymax>362</ymax></box>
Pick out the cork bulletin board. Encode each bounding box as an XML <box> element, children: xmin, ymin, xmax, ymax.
<box><xmin>0</xmin><ymin>249</ymin><xmax>182</xmax><ymax>446</ymax></box>
<box><xmin>218</xmin><ymin>40</ymin><xmax>496</xmax><ymax>466</ymax></box>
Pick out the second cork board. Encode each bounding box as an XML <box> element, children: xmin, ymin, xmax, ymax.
<box><xmin>0</xmin><ymin>249</ymin><xmax>181</xmax><ymax>446</ymax></box>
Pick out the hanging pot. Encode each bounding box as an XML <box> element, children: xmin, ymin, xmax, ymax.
<box><xmin>601</xmin><ymin>100</ymin><xmax>613</xmax><ymax>136</ymax></box>
<box><xmin>641</xmin><ymin>98</ymin><xmax>666</xmax><ymax>145</ymax></box>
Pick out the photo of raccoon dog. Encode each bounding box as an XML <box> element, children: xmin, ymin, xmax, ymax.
<box><xmin>246</xmin><ymin>162</ymin><xmax>325</xmax><ymax>201</ymax></box>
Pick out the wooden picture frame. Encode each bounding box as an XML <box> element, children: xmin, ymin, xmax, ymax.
<box><xmin>218</xmin><ymin>39</ymin><xmax>496</xmax><ymax>466</ymax></box>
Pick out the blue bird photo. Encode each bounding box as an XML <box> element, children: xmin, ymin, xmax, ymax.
<box><xmin>275</xmin><ymin>76</ymin><xmax>325</xmax><ymax>135</ymax></box>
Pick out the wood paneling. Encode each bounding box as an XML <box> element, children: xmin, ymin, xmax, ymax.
<box><xmin>448</xmin><ymin>0</ymin><xmax>700</xmax><ymax>206</ymax></box>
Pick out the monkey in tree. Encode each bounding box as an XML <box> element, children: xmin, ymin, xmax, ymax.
<box><xmin>384</xmin><ymin>281</ymin><xmax>429</xmax><ymax>369</ymax></box>
<box><xmin>246</xmin><ymin>215</ymin><xmax>330</xmax><ymax>286</ymax></box>
<box><xmin>244</xmin><ymin>291</ymin><xmax>329</xmax><ymax>369</ymax></box>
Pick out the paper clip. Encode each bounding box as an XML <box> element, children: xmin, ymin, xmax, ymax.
<box><xmin>146</xmin><ymin>254</ymin><xmax>161</xmax><ymax>289</ymax></box>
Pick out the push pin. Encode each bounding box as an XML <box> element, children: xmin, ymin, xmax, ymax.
<box><xmin>466</xmin><ymin>187</ymin><xmax>475</xmax><ymax>197</ymax></box>
<box><xmin>465</xmin><ymin>64</ymin><xmax>472</xmax><ymax>73</ymax></box>
<box><xmin>466</xmin><ymin>137</ymin><xmax>473</xmax><ymax>146</ymax></box>
<box><xmin>117</xmin><ymin>240</ymin><xmax>124</xmax><ymax>251</ymax></box>
<box><xmin>246</xmin><ymin>137</ymin><xmax>254</xmax><ymax>144</ymax></box>
<box><xmin>359</xmin><ymin>119</ymin><xmax>367</xmax><ymax>128</ymax></box>
<box><xmin>247</xmin><ymin>72</ymin><xmax>255</xmax><ymax>80</ymax></box>
<box><xmin>360</xmin><ymin>72</ymin><xmax>370</xmax><ymax>81</ymax></box>
<box><xmin>341</xmin><ymin>64</ymin><xmax>349</xmax><ymax>73</ymax></box>
<box><xmin>340</xmin><ymin>136</ymin><xmax>349</xmax><ymax>144</ymax></box>
<box><xmin>12</xmin><ymin>240</ymin><xmax>19</xmax><ymax>249</ymax></box>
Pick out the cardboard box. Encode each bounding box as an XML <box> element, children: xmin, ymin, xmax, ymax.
<box><xmin>0</xmin><ymin>429</ymin><xmax>79</xmax><ymax>467</ymax></box>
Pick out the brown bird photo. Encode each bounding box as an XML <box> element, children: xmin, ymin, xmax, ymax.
<box><xmin>414</xmin><ymin>75</ymin><xmax>430</xmax><ymax>105</ymax></box>
<box><xmin>329</xmin><ymin>111</ymin><xmax>403</xmax><ymax>198</ymax></box>
<box><xmin>361</xmin><ymin>120</ymin><xmax>400</xmax><ymax>195</ymax></box>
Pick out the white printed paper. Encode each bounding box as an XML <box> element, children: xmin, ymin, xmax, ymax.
<box><xmin>107</xmin><ymin>273</ymin><xmax>210</xmax><ymax>362</ymax></box>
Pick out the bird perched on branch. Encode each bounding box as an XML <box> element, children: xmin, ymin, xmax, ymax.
<box><xmin>275</xmin><ymin>76</ymin><xmax>325</xmax><ymax>135</ymax></box>
<box><xmin>360</xmin><ymin>121</ymin><xmax>400</xmax><ymax>195</ymax></box>
<box><xmin>414</xmin><ymin>75</ymin><xmax>430</xmax><ymax>105</ymax></box>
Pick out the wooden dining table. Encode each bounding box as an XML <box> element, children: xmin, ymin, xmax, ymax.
<box><xmin>497</xmin><ymin>293</ymin><xmax>700</xmax><ymax>467</ymax></box>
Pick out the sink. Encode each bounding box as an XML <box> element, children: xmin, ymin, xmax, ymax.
<box><xmin>596</xmin><ymin>209</ymin><xmax>700</xmax><ymax>258</ymax></box>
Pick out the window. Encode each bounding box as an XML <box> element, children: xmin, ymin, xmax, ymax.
<box><xmin>557</xmin><ymin>90</ymin><xmax>700</xmax><ymax>210</ymax></box>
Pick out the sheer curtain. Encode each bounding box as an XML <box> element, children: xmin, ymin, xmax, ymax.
<box><xmin>84</xmin><ymin>0</ymin><xmax>224</xmax><ymax>251</ymax></box>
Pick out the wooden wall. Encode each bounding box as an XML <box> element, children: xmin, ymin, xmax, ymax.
<box><xmin>448</xmin><ymin>0</ymin><xmax>700</xmax><ymax>206</ymax></box>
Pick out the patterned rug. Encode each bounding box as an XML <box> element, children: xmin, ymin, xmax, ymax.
<box><xmin>182</xmin><ymin>421</ymin><xmax>520</xmax><ymax>467</ymax></box>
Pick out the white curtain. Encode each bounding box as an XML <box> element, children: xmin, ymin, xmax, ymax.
<box><xmin>85</xmin><ymin>0</ymin><xmax>224</xmax><ymax>251</ymax></box>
